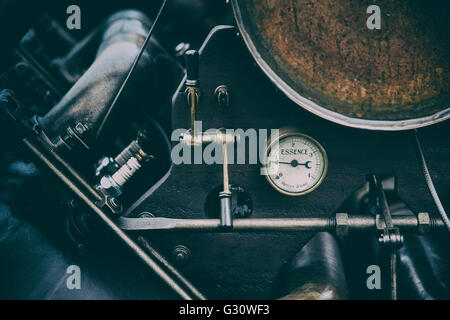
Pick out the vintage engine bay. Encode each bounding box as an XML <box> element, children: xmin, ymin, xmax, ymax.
<box><xmin>0</xmin><ymin>0</ymin><xmax>449</xmax><ymax>300</ymax></box>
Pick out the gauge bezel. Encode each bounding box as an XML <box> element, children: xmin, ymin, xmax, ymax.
<box><xmin>263</xmin><ymin>128</ymin><xmax>328</xmax><ymax>196</ymax></box>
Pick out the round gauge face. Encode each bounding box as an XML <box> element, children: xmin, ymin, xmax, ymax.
<box><xmin>264</xmin><ymin>131</ymin><xmax>328</xmax><ymax>196</ymax></box>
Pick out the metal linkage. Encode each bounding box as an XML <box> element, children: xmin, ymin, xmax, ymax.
<box><xmin>218</xmin><ymin>130</ymin><xmax>233</xmax><ymax>228</ymax></box>
<box><xmin>117</xmin><ymin>213</ymin><xmax>445</xmax><ymax>234</ymax></box>
<box><xmin>180</xmin><ymin>129</ymin><xmax>237</xmax><ymax>228</ymax></box>
<box><xmin>368</xmin><ymin>175</ymin><xmax>402</xmax><ymax>300</ymax></box>
<box><xmin>179</xmin><ymin>130</ymin><xmax>237</xmax><ymax>146</ymax></box>
<box><xmin>184</xmin><ymin>50</ymin><xmax>200</xmax><ymax>145</ymax></box>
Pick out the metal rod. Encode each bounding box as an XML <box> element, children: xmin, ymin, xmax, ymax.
<box><xmin>369</xmin><ymin>175</ymin><xmax>398</xmax><ymax>300</ymax></box>
<box><xmin>117</xmin><ymin>215</ymin><xmax>445</xmax><ymax>233</ymax></box>
<box><xmin>222</xmin><ymin>134</ymin><xmax>230</xmax><ymax>194</ymax></box>
<box><xmin>371</xmin><ymin>175</ymin><xmax>393</xmax><ymax>228</ymax></box>
<box><xmin>413</xmin><ymin>129</ymin><xmax>450</xmax><ymax>232</ymax></box>
<box><xmin>46</xmin><ymin>143</ymin><xmax>103</xmax><ymax>202</ymax></box>
<box><xmin>22</xmin><ymin>138</ymin><xmax>200</xmax><ymax>300</ymax></box>
<box><xmin>189</xmin><ymin>87</ymin><xmax>196</xmax><ymax>145</ymax></box>
<box><xmin>219</xmin><ymin>132</ymin><xmax>233</xmax><ymax>228</ymax></box>
<box><xmin>137</xmin><ymin>236</ymin><xmax>206</xmax><ymax>300</ymax></box>
<box><xmin>93</xmin><ymin>0</ymin><xmax>168</xmax><ymax>145</ymax></box>
<box><xmin>390</xmin><ymin>252</ymin><xmax>397</xmax><ymax>300</ymax></box>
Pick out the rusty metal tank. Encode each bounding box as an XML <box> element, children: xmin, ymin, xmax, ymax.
<box><xmin>231</xmin><ymin>0</ymin><xmax>450</xmax><ymax>130</ymax></box>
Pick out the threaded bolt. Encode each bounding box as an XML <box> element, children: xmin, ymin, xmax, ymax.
<box><xmin>111</xmin><ymin>157</ymin><xmax>142</xmax><ymax>186</ymax></box>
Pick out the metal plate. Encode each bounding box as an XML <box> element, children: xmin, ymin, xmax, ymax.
<box><xmin>232</xmin><ymin>0</ymin><xmax>450</xmax><ymax>130</ymax></box>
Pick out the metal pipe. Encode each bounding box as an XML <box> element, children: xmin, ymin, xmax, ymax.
<box><xmin>221</xmin><ymin>133</ymin><xmax>231</xmax><ymax>194</ymax></box>
<box><xmin>219</xmin><ymin>132</ymin><xmax>233</xmax><ymax>228</ymax></box>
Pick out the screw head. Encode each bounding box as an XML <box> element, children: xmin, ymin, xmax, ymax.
<box><xmin>67</xmin><ymin>199</ymin><xmax>79</xmax><ymax>209</ymax></box>
<box><xmin>139</xmin><ymin>212</ymin><xmax>155</xmax><ymax>218</ymax></box>
<box><xmin>214</xmin><ymin>85</ymin><xmax>231</xmax><ymax>108</ymax></box>
<box><xmin>172</xmin><ymin>245</ymin><xmax>191</xmax><ymax>264</ymax></box>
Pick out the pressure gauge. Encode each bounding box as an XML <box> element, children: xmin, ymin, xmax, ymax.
<box><xmin>263</xmin><ymin>128</ymin><xmax>328</xmax><ymax>196</ymax></box>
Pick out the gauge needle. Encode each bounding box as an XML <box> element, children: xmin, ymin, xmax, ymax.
<box><xmin>277</xmin><ymin>160</ymin><xmax>312</xmax><ymax>168</ymax></box>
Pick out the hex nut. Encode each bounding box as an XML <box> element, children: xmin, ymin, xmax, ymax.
<box><xmin>375</xmin><ymin>214</ymin><xmax>386</xmax><ymax>231</ymax></box>
<box><xmin>417</xmin><ymin>212</ymin><xmax>430</xmax><ymax>235</ymax></box>
<box><xmin>335</xmin><ymin>213</ymin><xmax>349</xmax><ymax>237</ymax></box>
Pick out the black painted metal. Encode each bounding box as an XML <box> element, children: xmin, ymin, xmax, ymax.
<box><xmin>126</xmin><ymin>26</ymin><xmax>450</xmax><ymax>299</ymax></box>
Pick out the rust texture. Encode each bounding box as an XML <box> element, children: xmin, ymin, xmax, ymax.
<box><xmin>238</xmin><ymin>0</ymin><xmax>450</xmax><ymax>120</ymax></box>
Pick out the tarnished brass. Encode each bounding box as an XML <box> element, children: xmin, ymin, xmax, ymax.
<box><xmin>185</xmin><ymin>86</ymin><xmax>200</xmax><ymax>144</ymax></box>
<box><xmin>232</xmin><ymin>0</ymin><xmax>450</xmax><ymax>130</ymax></box>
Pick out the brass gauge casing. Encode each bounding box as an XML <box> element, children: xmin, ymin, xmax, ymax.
<box><xmin>263</xmin><ymin>128</ymin><xmax>328</xmax><ymax>196</ymax></box>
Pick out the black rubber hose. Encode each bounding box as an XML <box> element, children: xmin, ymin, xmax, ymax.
<box><xmin>37</xmin><ymin>9</ymin><xmax>160</xmax><ymax>148</ymax></box>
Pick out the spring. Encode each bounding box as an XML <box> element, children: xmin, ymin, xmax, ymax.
<box><xmin>115</xmin><ymin>140</ymin><xmax>142</xmax><ymax>166</ymax></box>
<box><xmin>111</xmin><ymin>157</ymin><xmax>142</xmax><ymax>186</ymax></box>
